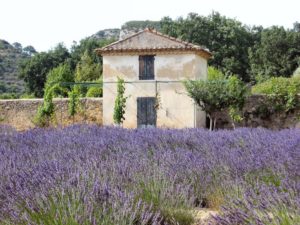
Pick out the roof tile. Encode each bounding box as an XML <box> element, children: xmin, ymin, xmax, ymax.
<box><xmin>96</xmin><ymin>29</ymin><xmax>212</xmax><ymax>59</ymax></box>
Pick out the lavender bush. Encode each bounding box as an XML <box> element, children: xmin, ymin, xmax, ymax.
<box><xmin>0</xmin><ymin>125</ymin><xmax>299</xmax><ymax>224</ymax></box>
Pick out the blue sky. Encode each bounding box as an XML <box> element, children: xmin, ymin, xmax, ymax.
<box><xmin>1</xmin><ymin>0</ymin><xmax>299</xmax><ymax>51</ymax></box>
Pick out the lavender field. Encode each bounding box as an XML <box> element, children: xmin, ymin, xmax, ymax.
<box><xmin>0</xmin><ymin>125</ymin><xmax>299</xmax><ymax>225</ymax></box>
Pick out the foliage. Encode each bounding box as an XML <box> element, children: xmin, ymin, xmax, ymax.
<box><xmin>75</xmin><ymin>51</ymin><xmax>101</xmax><ymax>82</ymax></box>
<box><xmin>19</xmin><ymin>43</ymin><xmax>70</xmax><ymax>97</ymax></box>
<box><xmin>34</xmin><ymin>62</ymin><xmax>74</xmax><ymax>126</ymax></box>
<box><xmin>160</xmin><ymin>12</ymin><xmax>257</xmax><ymax>81</ymax></box>
<box><xmin>33</xmin><ymin>85</ymin><xmax>56</xmax><ymax>127</ymax></box>
<box><xmin>0</xmin><ymin>39</ymin><xmax>30</xmax><ymax>95</ymax></box>
<box><xmin>70</xmin><ymin>37</ymin><xmax>115</xmax><ymax>69</ymax></box>
<box><xmin>229</xmin><ymin>106</ymin><xmax>243</xmax><ymax>129</ymax></box>
<box><xmin>68</xmin><ymin>86</ymin><xmax>81</xmax><ymax>118</ymax></box>
<box><xmin>0</xmin><ymin>93</ymin><xmax>18</xmax><ymax>99</ymax></box>
<box><xmin>17</xmin><ymin>37</ymin><xmax>113</xmax><ymax>98</ymax></box>
<box><xmin>45</xmin><ymin>62</ymin><xmax>74</xmax><ymax>97</ymax></box>
<box><xmin>0</xmin><ymin>126</ymin><xmax>299</xmax><ymax>225</ymax></box>
<box><xmin>207</xmin><ymin>66</ymin><xmax>225</xmax><ymax>80</ymax></box>
<box><xmin>34</xmin><ymin>63</ymin><xmax>73</xmax><ymax>126</ymax></box>
<box><xmin>121</xmin><ymin>20</ymin><xmax>161</xmax><ymax>30</ymax></box>
<box><xmin>252</xmin><ymin>77</ymin><xmax>300</xmax><ymax>112</ymax></box>
<box><xmin>73</xmin><ymin>51</ymin><xmax>102</xmax><ymax>97</ymax></box>
<box><xmin>160</xmin><ymin>12</ymin><xmax>300</xmax><ymax>82</ymax></box>
<box><xmin>184</xmin><ymin>67</ymin><xmax>248</xmax><ymax>130</ymax></box>
<box><xmin>19</xmin><ymin>93</ymin><xmax>35</xmax><ymax>99</ymax></box>
<box><xmin>0</xmin><ymin>81</ymin><xmax>8</xmax><ymax>94</ymax></box>
<box><xmin>293</xmin><ymin>66</ymin><xmax>300</xmax><ymax>78</ymax></box>
<box><xmin>22</xmin><ymin>45</ymin><xmax>37</xmax><ymax>56</ymax></box>
<box><xmin>113</xmin><ymin>77</ymin><xmax>127</xmax><ymax>125</ymax></box>
<box><xmin>86</xmin><ymin>85</ymin><xmax>103</xmax><ymax>97</ymax></box>
<box><xmin>249</xmin><ymin>26</ymin><xmax>300</xmax><ymax>80</ymax></box>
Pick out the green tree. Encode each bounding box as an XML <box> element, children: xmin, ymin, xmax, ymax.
<box><xmin>161</xmin><ymin>12</ymin><xmax>256</xmax><ymax>81</ymax></box>
<box><xmin>249</xmin><ymin>26</ymin><xmax>300</xmax><ymax>80</ymax></box>
<box><xmin>45</xmin><ymin>62</ymin><xmax>74</xmax><ymax>97</ymax></box>
<box><xmin>0</xmin><ymin>81</ymin><xmax>7</xmax><ymax>94</ymax></box>
<box><xmin>184</xmin><ymin>67</ymin><xmax>248</xmax><ymax>130</ymax></box>
<box><xmin>121</xmin><ymin>20</ymin><xmax>161</xmax><ymax>30</ymax></box>
<box><xmin>70</xmin><ymin>37</ymin><xmax>115</xmax><ymax>70</ymax></box>
<box><xmin>293</xmin><ymin>21</ymin><xmax>300</xmax><ymax>32</ymax></box>
<box><xmin>12</xmin><ymin>42</ymin><xmax>22</xmax><ymax>52</ymax></box>
<box><xmin>75</xmin><ymin>51</ymin><xmax>101</xmax><ymax>82</ymax></box>
<box><xmin>74</xmin><ymin>51</ymin><xmax>102</xmax><ymax>97</ymax></box>
<box><xmin>19</xmin><ymin>43</ymin><xmax>70</xmax><ymax>97</ymax></box>
<box><xmin>113</xmin><ymin>77</ymin><xmax>127</xmax><ymax>125</ymax></box>
<box><xmin>23</xmin><ymin>45</ymin><xmax>37</xmax><ymax>56</ymax></box>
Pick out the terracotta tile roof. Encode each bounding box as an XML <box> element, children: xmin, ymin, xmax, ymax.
<box><xmin>96</xmin><ymin>28</ymin><xmax>212</xmax><ymax>59</ymax></box>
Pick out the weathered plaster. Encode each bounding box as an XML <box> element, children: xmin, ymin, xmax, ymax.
<box><xmin>103</xmin><ymin>55</ymin><xmax>138</xmax><ymax>81</ymax></box>
<box><xmin>195</xmin><ymin>55</ymin><xmax>208</xmax><ymax>80</ymax></box>
<box><xmin>103</xmin><ymin>53</ymin><xmax>208</xmax><ymax>128</ymax></box>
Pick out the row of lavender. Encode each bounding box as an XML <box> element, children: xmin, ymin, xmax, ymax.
<box><xmin>0</xmin><ymin>125</ymin><xmax>299</xmax><ymax>224</ymax></box>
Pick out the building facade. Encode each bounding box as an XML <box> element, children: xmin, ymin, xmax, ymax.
<box><xmin>96</xmin><ymin>28</ymin><xmax>211</xmax><ymax>128</ymax></box>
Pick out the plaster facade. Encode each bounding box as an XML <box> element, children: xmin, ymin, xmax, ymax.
<box><xmin>102</xmin><ymin>53</ymin><xmax>207</xmax><ymax>128</ymax></box>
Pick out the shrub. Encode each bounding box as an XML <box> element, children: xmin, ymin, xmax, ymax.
<box><xmin>33</xmin><ymin>84</ymin><xmax>61</xmax><ymax>127</ymax></box>
<box><xmin>252</xmin><ymin>77</ymin><xmax>300</xmax><ymax>111</ymax></box>
<box><xmin>86</xmin><ymin>86</ymin><xmax>102</xmax><ymax>97</ymax></box>
<box><xmin>68</xmin><ymin>86</ymin><xmax>81</xmax><ymax>118</ymax></box>
<box><xmin>45</xmin><ymin>63</ymin><xmax>73</xmax><ymax>97</ymax></box>
<box><xmin>0</xmin><ymin>93</ymin><xmax>18</xmax><ymax>99</ymax></box>
<box><xmin>20</xmin><ymin>93</ymin><xmax>35</xmax><ymax>99</ymax></box>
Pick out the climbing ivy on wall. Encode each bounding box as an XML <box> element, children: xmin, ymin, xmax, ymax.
<box><xmin>68</xmin><ymin>85</ymin><xmax>81</xmax><ymax>121</ymax></box>
<box><xmin>113</xmin><ymin>77</ymin><xmax>127</xmax><ymax>125</ymax></box>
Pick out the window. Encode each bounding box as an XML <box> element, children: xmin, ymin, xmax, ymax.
<box><xmin>139</xmin><ymin>55</ymin><xmax>155</xmax><ymax>80</ymax></box>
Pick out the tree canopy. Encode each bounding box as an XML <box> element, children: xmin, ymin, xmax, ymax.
<box><xmin>249</xmin><ymin>26</ymin><xmax>300</xmax><ymax>80</ymax></box>
<box><xmin>184</xmin><ymin>67</ymin><xmax>248</xmax><ymax>130</ymax></box>
<box><xmin>18</xmin><ymin>37</ymin><xmax>114</xmax><ymax>97</ymax></box>
<box><xmin>161</xmin><ymin>12</ymin><xmax>256</xmax><ymax>81</ymax></box>
<box><xmin>75</xmin><ymin>51</ymin><xmax>101</xmax><ymax>82</ymax></box>
<box><xmin>160</xmin><ymin>12</ymin><xmax>300</xmax><ymax>82</ymax></box>
<box><xmin>19</xmin><ymin>43</ymin><xmax>70</xmax><ymax>97</ymax></box>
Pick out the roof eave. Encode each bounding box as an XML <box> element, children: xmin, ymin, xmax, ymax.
<box><xmin>96</xmin><ymin>48</ymin><xmax>212</xmax><ymax>59</ymax></box>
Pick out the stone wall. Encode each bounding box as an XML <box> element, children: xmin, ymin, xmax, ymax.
<box><xmin>1</xmin><ymin>96</ymin><xmax>300</xmax><ymax>131</ymax></box>
<box><xmin>217</xmin><ymin>95</ymin><xmax>300</xmax><ymax>130</ymax></box>
<box><xmin>0</xmin><ymin>98</ymin><xmax>102</xmax><ymax>131</ymax></box>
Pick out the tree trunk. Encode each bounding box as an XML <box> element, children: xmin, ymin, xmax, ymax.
<box><xmin>208</xmin><ymin>114</ymin><xmax>213</xmax><ymax>131</ymax></box>
<box><xmin>213</xmin><ymin>118</ymin><xmax>217</xmax><ymax>130</ymax></box>
<box><xmin>232</xmin><ymin>121</ymin><xmax>236</xmax><ymax>130</ymax></box>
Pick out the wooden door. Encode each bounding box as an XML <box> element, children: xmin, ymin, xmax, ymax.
<box><xmin>137</xmin><ymin>97</ymin><xmax>156</xmax><ymax>128</ymax></box>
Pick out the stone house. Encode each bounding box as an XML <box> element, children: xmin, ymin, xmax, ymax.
<box><xmin>96</xmin><ymin>28</ymin><xmax>212</xmax><ymax>128</ymax></box>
